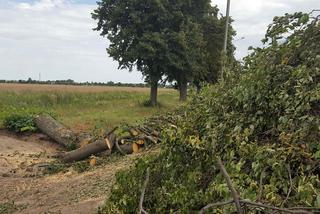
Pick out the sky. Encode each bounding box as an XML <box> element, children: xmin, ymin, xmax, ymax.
<box><xmin>0</xmin><ymin>0</ymin><xmax>319</xmax><ymax>83</ymax></box>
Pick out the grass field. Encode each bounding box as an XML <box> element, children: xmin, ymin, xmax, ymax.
<box><xmin>0</xmin><ymin>83</ymin><xmax>179</xmax><ymax>132</ymax></box>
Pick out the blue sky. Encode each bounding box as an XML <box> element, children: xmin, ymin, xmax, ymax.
<box><xmin>0</xmin><ymin>0</ymin><xmax>319</xmax><ymax>83</ymax></box>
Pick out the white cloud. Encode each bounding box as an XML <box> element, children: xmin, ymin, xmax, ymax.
<box><xmin>213</xmin><ymin>0</ymin><xmax>320</xmax><ymax>59</ymax></box>
<box><xmin>0</xmin><ymin>0</ymin><xmax>319</xmax><ymax>82</ymax></box>
<box><xmin>16</xmin><ymin>0</ymin><xmax>66</xmax><ymax>11</ymax></box>
<box><xmin>0</xmin><ymin>0</ymin><xmax>143</xmax><ymax>83</ymax></box>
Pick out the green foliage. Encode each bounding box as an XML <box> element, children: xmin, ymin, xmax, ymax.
<box><xmin>0</xmin><ymin>202</ymin><xmax>27</xmax><ymax>214</ymax></box>
<box><xmin>92</xmin><ymin>0</ymin><xmax>234</xmax><ymax>101</ymax></box>
<box><xmin>72</xmin><ymin>160</ymin><xmax>90</xmax><ymax>173</ymax></box>
<box><xmin>3</xmin><ymin>114</ymin><xmax>37</xmax><ymax>133</ymax></box>
<box><xmin>100</xmin><ymin>12</ymin><xmax>320</xmax><ymax>213</ymax></box>
<box><xmin>43</xmin><ymin>162</ymin><xmax>68</xmax><ymax>175</ymax></box>
<box><xmin>65</xmin><ymin>142</ymin><xmax>79</xmax><ymax>151</ymax></box>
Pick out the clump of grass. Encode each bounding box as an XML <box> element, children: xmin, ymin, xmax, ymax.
<box><xmin>43</xmin><ymin>162</ymin><xmax>68</xmax><ymax>175</ymax></box>
<box><xmin>139</xmin><ymin>99</ymin><xmax>164</xmax><ymax>108</ymax></box>
<box><xmin>0</xmin><ymin>201</ymin><xmax>27</xmax><ymax>214</ymax></box>
<box><xmin>72</xmin><ymin>160</ymin><xmax>90</xmax><ymax>173</ymax></box>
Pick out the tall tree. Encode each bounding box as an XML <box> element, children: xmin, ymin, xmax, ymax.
<box><xmin>92</xmin><ymin>0</ymin><xmax>169</xmax><ymax>106</ymax></box>
<box><xmin>163</xmin><ymin>0</ymin><xmax>211</xmax><ymax>101</ymax></box>
<box><xmin>165</xmin><ymin>1</ymin><xmax>236</xmax><ymax>100</ymax></box>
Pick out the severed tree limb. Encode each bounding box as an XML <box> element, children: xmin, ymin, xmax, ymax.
<box><xmin>200</xmin><ymin>199</ymin><xmax>313</xmax><ymax>214</ymax></box>
<box><xmin>239</xmin><ymin>200</ymin><xmax>312</xmax><ymax>214</ymax></box>
<box><xmin>216</xmin><ymin>157</ymin><xmax>243</xmax><ymax>214</ymax></box>
<box><xmin>139</xmin><ymin>167</ymin><xmax>150</xmax><ymax>214</ymax></box>
<box><xmin>282</xmin><ymin>164</ymin><xmax>293</xmax><ymax>206</ymax></box>
<box><xmin>199</xmin><ymin>199</ymin><xmax>234</xmax><ymax>214</ymax></box>
<box><xmin>257</xmin><ymin>167</ymin><xmax>268</xmax><ymax>202</ymax></box>
<box><xmin>105</xmin><ymin>126</ymin><xmax>118</xmax><ymax>137</ymax></box>
<box><xmin>115</xmin><ymin>139</ymin><xmax>126</xmax><ymax>155</ymax></box>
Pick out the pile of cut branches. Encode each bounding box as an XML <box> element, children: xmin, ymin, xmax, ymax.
<box><xmin>34</xmin><ymin>113</ymin><xmax>176</xmax><ymax>163</ymax></box>
<box><xmin>97</xmin><ymin>12</ymin><xmax>320</xmax><ymax>213</ymax></box>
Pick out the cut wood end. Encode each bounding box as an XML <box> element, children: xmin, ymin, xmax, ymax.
<box><xmin>136</xmin><ymin>139</ymin><xmax>145</xmax><ymax>145</ymax></box>
<box><xmin>133</xmin><ymin>143</ymin><xmax>139</xmax><ymax>153</ymax></box>
<box><xmin>129</xmin><ymin>129</ymin><xmax>139</xmax><ymax>137</ymax></box>
<box><xmin>105</xmin><ymin>138</ymin><xmax>112</xmax><ymax>150</ymax></box>
<box><xmin>89</xmin><ymin>157</ymin><xmax>97</xmax><ymax>166</ymax></box>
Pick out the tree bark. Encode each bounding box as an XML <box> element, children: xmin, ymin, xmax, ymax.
<box><xmin>179</xmin><ymin>81</ymin><xmax>188</xmax><ymax>101</ymax></box>
<box><xmin>35</xmin><ymin>114</ymin><xmax>77</xmax><ymax>147</ymax></box>
<box><xmin>62</xmin><ymin>139</ymin><xmax>109</xmax><ymax>163</ymax></box>
<box><xmin>61</xmin><ymin>133</ymin><xmax>131</xmax><ymax>163</ymax></box>
<box><xmin>150</xmin><ymin>80</ymin><xmax>158</xmax><ymax>106</ymax></box>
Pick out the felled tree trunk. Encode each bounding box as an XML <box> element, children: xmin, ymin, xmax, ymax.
<box><xmin>35</xmin><ymin>114</ymin><xmax>77</xmax><ymax>147</ymax></box>
<box><xmin>61</xmin><ymin>133</ymin><xmax>121</xmax><ymax>163</ymax></box>
<box><xmin>62</xmin><ymin>138</ymin><xmax>110</xmax><ymax>163</ymax></box>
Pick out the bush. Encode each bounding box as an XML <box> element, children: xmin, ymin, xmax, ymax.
<box><xmin>99</xmin><ymin>12</ymin><xmax>320</xmax><ymax>213</ymax></box>
<box><xmin>3</xmin><ymin>114</ymin><xmax>37</xmax><ymax>133</ymax></box>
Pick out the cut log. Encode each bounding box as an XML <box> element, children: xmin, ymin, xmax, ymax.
<box><xmin>62</xmin><ymin>139</ymin><xmax>108</xmax><ymax>163</ymax></box>
<box><xmin>35</xmin><ymin>114</ymin><xmax>77</xmax><ymax>147</ymax></box>
<box><xmin>133</xmin><ymin>143</ymin><xmax>139</xmax><ymax>153</ymax></box>
<box><xmin>106</xmin><ymin>133</ymin><xmax>116</xmax><ymax>150</ymax></box>
<box><xmin>115</xmin><ymin>141</ymin><xmax>134</xmax><ymax>155</ymax></box>
<box><xmin>136</xmin><ymin>139</ymin><xmax>145</xmax><ymax>145</ymax></box>
<box><xmin>89</xmin><ymin>157</ymin><xmax>97</xmax><ymax>166</ymax></box>
<box><xmin>61</xmin><ymin>134</ymin><xmax>117</xmax><ymax>163</ymax></box>
<box><xmin>129</xmin><ymin>128</ymin><xmax>139</xmax><ymax>137</ymax></box>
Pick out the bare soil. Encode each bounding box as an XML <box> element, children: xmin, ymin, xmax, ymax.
<box><xmin>0</xmin><ymin>130</ymin><xmax>149</xmax><ymax>214</ymax></box>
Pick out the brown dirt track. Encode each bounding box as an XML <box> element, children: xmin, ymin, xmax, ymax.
<box><xmin>0</xmin><ymin>130</ymin><xmax>153</xmax><ymax>214</ymax></box>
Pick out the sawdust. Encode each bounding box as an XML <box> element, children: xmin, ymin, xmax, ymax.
<box><xmin>0</xmin><ymin>130</ymin><xmax>155</xmax><ymax>214</ymax></box>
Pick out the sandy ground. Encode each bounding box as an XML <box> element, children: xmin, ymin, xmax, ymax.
<box><xmin>0</xmin><ymin>130</ymin><xmax>146</xmax><ymax>214</ymax></box>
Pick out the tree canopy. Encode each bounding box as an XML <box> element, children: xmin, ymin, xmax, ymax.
<box><xmin>92</xmin><ymin>0</ymin><xmax>234</xmax><ymax>104</ymax></box>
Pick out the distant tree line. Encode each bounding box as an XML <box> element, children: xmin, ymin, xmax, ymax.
<box><xmin>0</xmin><ymin>78</ymin><xmax>171</xmax><ymax>88</ymax></box>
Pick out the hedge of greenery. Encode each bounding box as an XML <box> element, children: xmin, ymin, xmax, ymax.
<box><xmin>98</xmin><ymin>12</ymin><xmax>320</xmax><ymax>213</ymax></box>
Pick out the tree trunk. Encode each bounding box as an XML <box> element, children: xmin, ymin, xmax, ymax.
<box><xmin>61</xmin><ymin>133</ymin><xmax>129</xmax><ymax>163</ymax></box>
<box><xmin>62</xmin><ymin>139</ymin><xmax>109</xmax><ymax>163</ymax></box>
<box><xmin>150</xmin><ymin>80</ymin><xmax>158</xmax><ymax>106</ymax></box>
<box><xmin>35</xmin><ymin>114</ymin><xmax>77</xmax><ymax>147</ymax></box>
<box><xmin>179</xmin><ymin>81</ymin><xmax>188</xmax><ymax>102</ymax></box>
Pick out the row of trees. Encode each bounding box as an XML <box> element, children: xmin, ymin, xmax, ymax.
<box><xmin>0</xmin><ymin>78</ymin><xmax>158</xmax><ymax>88</ymax></box>
<box><xmin>92</xmin><ymin>0</ymin><xmax>235</xmax><ymax>105</ymax></box>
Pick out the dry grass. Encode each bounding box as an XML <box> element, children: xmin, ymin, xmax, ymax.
<box><xmin>0</xmin><ymin>83</ymin><xmax>172</xmax><ymax>93</ymax></box>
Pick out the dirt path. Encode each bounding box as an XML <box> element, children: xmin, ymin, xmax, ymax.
<box><xmin>0</xmin><ymin>130</ymin><xmax>146</xmax><ymax>214</ymax></box>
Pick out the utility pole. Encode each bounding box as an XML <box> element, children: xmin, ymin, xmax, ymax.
<box><xmin>223</xmin><ymin>0</ymin><xmax>231</xmax><ymax>53</ymax></box>
<box><xmin>221</xmin><ymin>0</ymin><xmax>231</xmax><ymax>82</ymax></box>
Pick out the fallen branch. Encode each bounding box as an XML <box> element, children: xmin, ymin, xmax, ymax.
<box><xmin>257</xmin><ymin>168</ymin><xmax>266</xmax><ymax>202</ymax></box>
<box><xmin>200</xmin><ymin>199</ymin><xmax>314</xmax><ymax>214</ymax></box>
<box><xmin>139</xmin><ymin>167</ymin><xmax>150</xmax><ymax>214</ymax></box>
<box><xmin>239</xmin><ymin>200</ymin><xmax>312</xmax><ymax>214</ymax></box>
<box><xmin>199</xmin><ymin>199</ymin><xmax>234</xmax><ymax>214</ymax></box>
<box><xmin>216</xmin><ymin>157</ymin><xmax>243</xmax><ymax>214</ymax></box>
<box><xmin>282</xmin><ymin>164</ymin><xmax>293</xmax><ymax>206</ymax></box>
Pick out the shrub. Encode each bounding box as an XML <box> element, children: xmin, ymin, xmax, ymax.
<box><xmin>3</xmin><ymin>114</ymin><xmax>37</xmax><ymax>133</ymax></box>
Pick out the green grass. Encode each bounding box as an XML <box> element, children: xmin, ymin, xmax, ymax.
<box><xmin>0</xmin><ymin>89</ymin><xmax>179</xmax><ymax>132</ymax></box>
